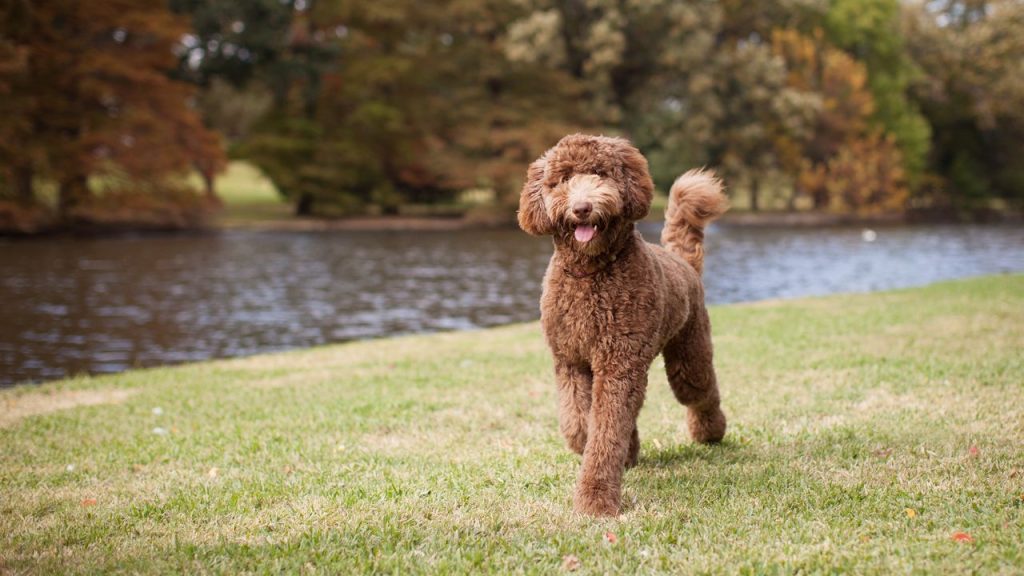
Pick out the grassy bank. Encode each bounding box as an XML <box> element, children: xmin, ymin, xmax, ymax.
<box><xmin>2</xmin><ymin>276</ymin><xmax>1022</xmax><ymax>573</ymax></box>
<box><xmin>213</xmin><ymin>162</ymin><xmax>292</xmax><ymax>226</ymax></box>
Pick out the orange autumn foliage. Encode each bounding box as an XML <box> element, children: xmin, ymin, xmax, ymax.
<box><xmin>0</xmin><ymin>0</ymin><xmax>225</xmax><ymax>224</ymax></box>
<box><xmin>773</xmin><ymin>28</ymin><xmax>908</xmax><ymax>213</ymax></box>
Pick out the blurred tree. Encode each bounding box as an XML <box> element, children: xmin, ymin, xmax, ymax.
<box><xmin>503</xmin><ymin>0</ymin><xmax>823</xmax><ymax>209</ymax></box>
<box><xmin>905</xmin><ymin>0</ymin><xmax>1024</xmax><ymax>210</ymax></box>
<box><xmin>0</xmin><ymin>0</ymin><xmax>37</xmax><ymax>205</ymax></box>
<box><xmin>168</xmin><ymin>0</ymin><xmax>295</xmax><ymax>88</ymax></box>
<box><xmin>239</xmin><ymin>0</ymin><xmax>588</xmax><ymax>216</ymax></box>
<box><xmin>197</xmin><ymin>77</ymin><xmax>273</xmax><ymax>144</ymax></box>
<box><xmin>705</xmin><ymin>41</ymin><xmax>817</xmax><ymax>212</ymax></box>
<box><xmin>773</xmin><ymin>28</ymin><xmax>908</xmax><ymax>212</ymax></box>
<box><xmin>824</xmin><ymin>0</ymin><xmax>931</xmax><ymax>189</ymax></box>
<box><xmin>0</xmin><ymin>0</ymin><xmax>225</xmax><ymax>221</ymax></box>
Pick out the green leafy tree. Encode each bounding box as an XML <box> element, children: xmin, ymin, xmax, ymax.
<box><xmin>504</xmin><ymin>0</ymin><xmax>823</xmax><ymax>210</ymax></box>
<box><xmin>169</xmin><ymin>0</ymin><xmax>296</xmax><ymax>88</ymax></box>
<box><xmin>905</xmin><ymin>0</ymin><xmax>1024</xmax><ymax>209</ymax></box>
<box><xmin>239</xmin><ymin>0</ymin><xmax>589</xmax><ymax>216</ymax></box>
<box><xmin>824</xmin><ymin>0</ymin><xmax>931</xmax><ymax>189</ymax></box>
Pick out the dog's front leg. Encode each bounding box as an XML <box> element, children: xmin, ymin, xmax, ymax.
<box><xmin>574</xmin><ymin>367</ymin><xmax>646</xmax><ymax>516</ymax></box>
<box><xmin>556</xmin><ymin>362</ymin><xmax>592</xmax><ymax>455</ymax></box>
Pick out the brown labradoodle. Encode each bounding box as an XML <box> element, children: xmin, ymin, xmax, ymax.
<box><xmin>518</xmin><ymin>134</ymin><xmax>729</xmax><ymax>517</ymax></box>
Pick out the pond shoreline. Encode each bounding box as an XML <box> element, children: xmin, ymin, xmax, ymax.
<box><xmin>218</xmin><ymin>207</ymin><xmax>1024</xmax><ymax>232</ymax></box>
<box><xmin>3</xmin><ymin>222</ymin><xmax>1023</xmax><ymax>387</ymax></box>
<box><xmin>4</xmin><ymin>206</ymin><xmax>1021</xmax><ymax>237</ymax></box>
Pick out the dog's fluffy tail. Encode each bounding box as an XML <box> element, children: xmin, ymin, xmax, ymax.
<box><xmin>661</xmin><ymin>169</ymin><xmax>728</xmax><ymax>276</ymax></box>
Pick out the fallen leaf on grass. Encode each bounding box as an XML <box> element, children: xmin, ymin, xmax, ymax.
<box><xmin>80</xmin><ymin>498</ymin><xmax>97</xmax><ymax>507</ymax></box>
<box><xmin>561</xmin><ymin>555</ymin><xmax>580</xmax><ymax>571</ymax></box>
<box><xmin>905</xmin><ymin>508</ymin><xmax>917</xmax><ymax>519</ymax></box>
<box><xmin>603</xmin><ymin>531</ymin><xmax>618</xmax><ymax>544</ymax></box>
<box><xmin>951</xmin><ymin>532</ymin><xmax>974</xmax><ymax>543</ymax></box>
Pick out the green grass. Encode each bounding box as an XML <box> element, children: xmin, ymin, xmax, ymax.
<box><xmin>213</xmin><ymin>162</ymin><xmax>291</xmax><ymax>224</ymax></box>
<box><xmin>2</xmin><ymin>276</ymin><xmax>1022</xmax><ymax>574</ymax></box>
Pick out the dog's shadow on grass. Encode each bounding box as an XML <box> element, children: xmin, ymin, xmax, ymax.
<box><xmin>637</xmin><ymin>437</ymin><xmax>744</xmax><ymax>468</ymax></box>
<box><xmin>623</xmin><ymin>438</ymin><xmax>755</xmax><ymax>514</ymax></box>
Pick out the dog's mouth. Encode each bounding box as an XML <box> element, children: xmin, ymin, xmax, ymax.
<box><xmin>574</xmin><ymin>223</ymin><xmax>597</xmax><ymax>243</ymax></box>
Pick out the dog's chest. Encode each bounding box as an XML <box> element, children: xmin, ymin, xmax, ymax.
<box><xmin>540</xmin><ymin>278</ymin><xmax>633</xmax><ymax>364</ymax></box>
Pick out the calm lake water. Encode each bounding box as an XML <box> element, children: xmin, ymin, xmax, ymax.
<box><xmin>2</xmin><ymin>223</ymin><xmax>1022</xmax><ymax>386</ymax></box>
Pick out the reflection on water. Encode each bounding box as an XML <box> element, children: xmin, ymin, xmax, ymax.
<box><xmin>1</xmin><ymin>223</ymin><xmax>1022</xmax><ymax>386</ymax></box>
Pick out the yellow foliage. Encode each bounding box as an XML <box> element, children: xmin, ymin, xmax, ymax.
<box><xmin>774</xmin><ymin>28</ymin><xmax>903</xmax><ymax>213</ymax></box>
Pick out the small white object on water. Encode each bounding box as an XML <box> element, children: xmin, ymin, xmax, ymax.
<box><xmin>152</xmin><ymin>407</ymin><xmax>164</xmax><ymax>416</ymax></box>
<box><xmin>152</xmin><ymin>427</ymin><xmax>169</xmax><ymax>436</ymax></box>
<box><xmin>862</xmin><ymin>229</ymin><xmax>877</xmax><ymax>242</ymax></box>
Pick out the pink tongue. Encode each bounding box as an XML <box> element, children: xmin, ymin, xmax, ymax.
<box><xmin>574</xmin><ymin>224</ymin><xmax>596</xmax><ymax>243</ymax></box>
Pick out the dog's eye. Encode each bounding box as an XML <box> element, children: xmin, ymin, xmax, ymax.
<box><xmin>546</xmin><ymin>174</ymin><xmax>567</xmax><ymax>187</ymax></box>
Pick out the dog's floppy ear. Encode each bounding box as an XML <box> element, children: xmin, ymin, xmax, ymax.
<box><xmin>517</xmin><ymin>152</ymin><xmax>554</xmax><ymax>236</ymax></box>
<box><xmin>619</xmin><ymin>143</ymin><xmax>655</xmax><ymax>221</ymax></box>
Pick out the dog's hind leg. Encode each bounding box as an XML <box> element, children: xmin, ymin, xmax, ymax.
<box><xmin>664</xmin><ymin>307</ymin><xmax>726</xmax><ymax>444</ymax></box>
<box><xmin>556</xmin><ymin>363</ymin><xmax>592</xmax><ymax>455</ymax></box>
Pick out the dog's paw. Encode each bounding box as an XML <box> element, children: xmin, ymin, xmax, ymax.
<box><xmin>566</xmin><ymin>434</ymin><xmax>587</xmax><ymax>456</ymax></box>
<box><xmin>574</xmin><ymin>483</ymin><xmax>621</xmax><ymax>517</ymax></box>
<box><xmin>688</xmin><ymin>406</ymin><xmax>726</xmax><ymax>444</ymax></box>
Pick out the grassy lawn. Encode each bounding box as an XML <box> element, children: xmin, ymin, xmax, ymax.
<box><xmin>2</xmin><ymin>275</ymin><xmax>1022</xmax><ymax>574</ymax></box>
<box><xmin>213</xmin><ymin>162</ymin><xmax>291</xmax><ymax>225</ymax></box>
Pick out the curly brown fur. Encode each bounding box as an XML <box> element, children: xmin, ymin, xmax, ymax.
<box><xmin>662</xmin><ymin>169</ymin><xmax>729</xmax><ymax>275</ymax></box>
<box><xmin>518</xmin><ymin>134</ymin><xmax>728</xmax><ymax>517</ymax></box>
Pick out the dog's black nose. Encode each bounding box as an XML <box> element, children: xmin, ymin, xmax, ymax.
<box><xmin>573</xmin><ymin>201</ymin><xmax>593</xmax><ymax>219</ymax></box>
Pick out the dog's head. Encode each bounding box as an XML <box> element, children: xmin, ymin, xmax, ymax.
<box><xmin>517</xmin><ymin>134</ymin><xmax>654</xmax><ymax>255</ymax></box>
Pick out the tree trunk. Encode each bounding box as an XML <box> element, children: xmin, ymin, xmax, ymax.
<box><xmin>749</xmin><ymin>177</ymin><xmax>760</xmax><ymax>212</ymax></box>
<box><xmin>13</xmin><ymin>163</ymin><xmax>34</xmax><ymax>205</ymax></box>
<box><xmin>58</xmin><ymin>173</ymin><xmax>90</xmax><ymax>220</ymax></box>
<box><xmin>200</xmin><ymin>168</ymin><xmax>220</xmax><ymax>205</ymax></box>
<box><xmin>295</xmin><ymin>193</ymin><xmax>314</xmax><ymax>216</ymax></box>
<box><xmin>813</xmin><ymin>189</ymin><xmax>829</xmax><ymax>211</ymax></box>
<box><xmin>558</xmin><ymin>0</ymin><xmax>591</xmax><ymax>79</ymax></box>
